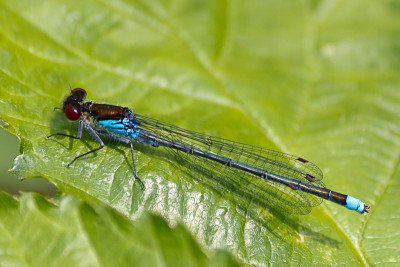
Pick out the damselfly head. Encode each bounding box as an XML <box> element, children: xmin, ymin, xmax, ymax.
<box><xmin>62</xmin><ymin>88</ymin><xmax>87</xmax><ymax>121</ymax></box>
<box><xmin>70</xmin><ymin>88</ymin><xmax>87</xmax><ymax>102</ymax></box>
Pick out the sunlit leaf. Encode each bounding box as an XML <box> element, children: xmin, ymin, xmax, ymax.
<box><xmin>0</xmin><ymin>0</ymin><xmax>399</xmax><ymax>265</ymax></box>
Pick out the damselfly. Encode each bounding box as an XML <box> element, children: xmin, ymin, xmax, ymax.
<box><xmin>48</xmin><ymin>88</ymin><xmax>369</xmax><ymax>215</ymax></box>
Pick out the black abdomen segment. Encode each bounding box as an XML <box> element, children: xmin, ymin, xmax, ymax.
<box><xmin>139</xmin><ymin>131</ymin><xmax>348</xmax><ymax>207</ymax></box>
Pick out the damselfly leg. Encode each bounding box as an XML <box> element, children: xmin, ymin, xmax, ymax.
<box><xmin>97</xmin><ymin>130</ymin><xmax>145</xmax><ymax>188</ymax></box>
<box><xmin>48</xmin><ymin>120</ymin><xmax>104</xmax><ymax>167</ymax></box>
<box><xmin>48</xmin><ymin>119</ymin><xmax>144</xmax><ymax>188</ymax></box>
<box><xmin>48</xmin><ymin>119</ymin><xmax>83</xmax><ymax>140</ymax></box>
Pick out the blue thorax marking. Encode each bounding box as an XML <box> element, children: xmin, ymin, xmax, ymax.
<box><xmin>98</xmin><ymin>119</ymin><xmax>140</xmax><ymax>140</ymax></box>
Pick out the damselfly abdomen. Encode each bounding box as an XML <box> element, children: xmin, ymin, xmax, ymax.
<box><xmin>48</xmin><ymin>88</ymin><xmax>369</xmax><ymax>215</ymax></box>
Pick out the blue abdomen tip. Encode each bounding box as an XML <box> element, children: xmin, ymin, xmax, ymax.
<box><xmin>346</xmin><ymin>195</ymin><xmax>365</xmax><ymax>214</ymax></box>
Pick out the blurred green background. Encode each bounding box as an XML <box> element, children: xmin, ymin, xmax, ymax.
<box><xmin>0</xmin><ymin>128</ymin><xmax>57</xmax><ymax>196</ymax></box>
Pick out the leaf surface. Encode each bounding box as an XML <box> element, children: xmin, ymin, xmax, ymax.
<box><xmin>0</xmin><ymin>192</ymin><xmax>240</xmax><ymax>266</ymax></box>
<box><xmin>0</xmin><ymin>0</ymin><xmax>399</xmax><ymax>265</ymax></box>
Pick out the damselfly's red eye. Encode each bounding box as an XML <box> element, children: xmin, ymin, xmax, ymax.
<box><xmin>64</xmin><ymin>105</ymin><xmax>81</xmax><ymax>120</ymax></box>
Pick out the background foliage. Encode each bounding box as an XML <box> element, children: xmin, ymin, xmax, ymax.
<box><xmin>0</xmin><ymin>0</ymin><xmax>399</xmax><ymax>266</ymax></box>
<box><xmin>0</xmin><ymin>192</ymin><xmax>238</xmax><ymax>266</ymax></box>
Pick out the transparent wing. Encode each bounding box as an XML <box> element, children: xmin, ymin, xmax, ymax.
<box><xmin>136</xmin><ymin>114</ymin><xmax>325</xmax><ymax>214</ymax></box>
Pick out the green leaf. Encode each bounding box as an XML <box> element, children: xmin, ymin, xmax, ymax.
<box><xmin>0</xmin><ymin>192</ymin><xmax>240</xmax><ymax>266</ymax></box>
<box><xmin>0</xmin><ymin>0</ymin><xmax>399</xmax><ymax>265</ymax></box>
